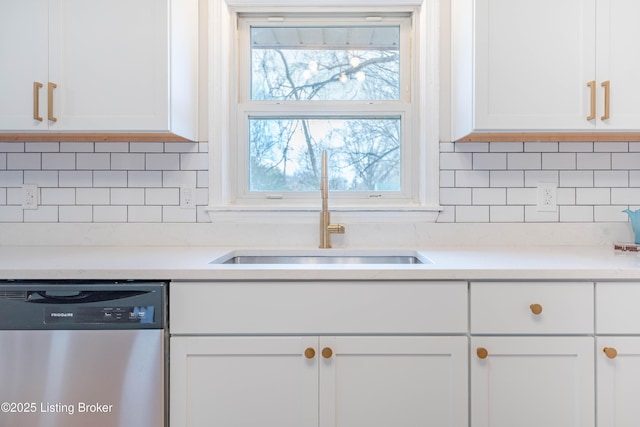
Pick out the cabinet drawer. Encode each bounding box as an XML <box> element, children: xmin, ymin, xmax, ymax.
<box><xmin>170</xmin><ymin>281</ymin><xmax>468</xmax><ymax>335</ymax></box>
<box><xmin>470</xmin><ymin>282</ymin><xmax>593</xmax><ymax>334</ymax></box>
<box><xmin>596</xmin><ymin>282</ymin><xmax>640</xmax><ymax>334</ymax></box>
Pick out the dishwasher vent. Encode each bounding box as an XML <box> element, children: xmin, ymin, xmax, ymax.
<box><xmin>0</xmin><ymin>290</ymin><xmax>28</xmax><ymax>300</ymax></box>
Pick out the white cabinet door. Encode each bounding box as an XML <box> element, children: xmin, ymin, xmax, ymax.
<box><xmin>471</xmin><ymin>337</ymin><xmax>595</xmax><ymax>427</ymax></box>
<box><xmin>0</xmin><ymin>0</ymin><xmax>48</xmax><ymax>130</ymax></box>
<box><xmin>595</xmin><ymin>0</ymin><xmax>640</xmax><ymax>129</ymax></box>
<box><xmin>597</xmin><ymin>337</ymin><xmax>640</xmax><ymax>427</ymax></box>
<box><xmin>319</xmin><ymin>336</ymin><xmax>468</xmax><ymax>427</ymax></box>
<box><xmin>170</xmin><ymin>336</ymin><xmax>319</xmax><ymax>427</ymax></box>
<box><xmin>48</xmin><ymin>0</ymin><xmax>169</xmax><ymax>131</ymax></box>
<box><xmin>472</xmin><ymin>0</ymin><xmax>595</xmax><ymax>131</ymax></box>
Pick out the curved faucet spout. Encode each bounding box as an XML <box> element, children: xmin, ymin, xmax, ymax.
<box><xmin>319</xmin><ymin>150</ymin><xmax>345</xmax><ymax>248</ymax></box>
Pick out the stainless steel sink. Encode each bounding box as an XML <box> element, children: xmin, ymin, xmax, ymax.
<box><xmin>210</xmin><ymin>250</ymin><xmax>430</xmax><ymax>265</ymax></box>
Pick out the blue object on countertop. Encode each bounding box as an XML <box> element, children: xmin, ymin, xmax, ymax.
<box><xmin>623</xmin><ymin>209</ymin><xmax>640</xmax><ymax>244</ymax></box>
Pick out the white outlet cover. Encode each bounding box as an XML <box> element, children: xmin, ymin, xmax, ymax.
<box><xmin>536</xmin><ymin>183</ymin><xmax>557</xmax><ymax>212</ymax></box>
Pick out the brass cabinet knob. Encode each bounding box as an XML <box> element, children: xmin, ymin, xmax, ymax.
<box><xmin>603</xmin><ymin>347</ymin><xmax>618</xmax><ymax>359</ymax></box>
<box><xmin>477</xmin><ymin>347</ymin><xmax>489</xmax><ymax>359</ymax></box>
<box><xmin>304</xmin><ymin>347</ymin><xmax>316</xmax><ymax>359</ymax></box>
<box><xmin>530</xmin><ymin>303</ymin><xmax>543</xmax><ymax>315</ymax></box>
<box><xmin>321</xmin><ymin>347</ymin><xmax>333</xmax><ymax>359</ymax></box>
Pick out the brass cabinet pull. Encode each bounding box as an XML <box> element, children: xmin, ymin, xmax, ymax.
<box><xmin>48</xmin><ymin>82</ymin><xmax>57</xmax><ymax>122</ymax></box>
<box><xmin>304</xmin><ymin>347</ymin><xmax>316</xmax><ymax>359</ymax></box>
<box><xmin>33</xmin><ymin>82</ymin><xmax>43</xmax><ymax>121</ymax></box>
<box><xmin>477</xmin><ymin>347</ymin><xmax>488</xmax><ymax>359</ymax></box>
<box><xmin>586</xmin><ymin>80</ymin><xmax>596</xmax><ymax>121</ymax></box>
<box><xmin>603</xmin><ymin>347</ymin><xmax>618</xmax><ymax>359</ymax></box>
<box><xmin>601</xmin><ymin>80</ymin><xmax>610</xmax><ymax>121</ymax></box>
<box><xmin>530</xmin><ymin>303</ymin><xmax>543</xmax><ymax>315</ymax></box>
<box><xmin>321</xmin><ymin>347</ymin><xmax>333</xmax><ymax>359</ymax></box>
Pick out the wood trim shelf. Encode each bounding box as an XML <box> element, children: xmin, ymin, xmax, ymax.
<box><xmin>456</xmin><ymin>132</ymin><xmax>640</xmax><ymax>143</ymax></box>
<box><xmin>0</xmin><ymin>132</ymin><xmax>194</xmax><ymax>143</ymax></box>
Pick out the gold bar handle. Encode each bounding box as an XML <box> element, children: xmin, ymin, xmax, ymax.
<box><xmin>587</xmin><ymin>80</ymin><xmax>596</xmax><ymax>121</ymax></box>
<box><xmin>33</xmin><ymin>82</ymin><xmax>43</xmax><ymax>121</ymax></box>
<box><xmin>48</xmin><ymin>82</ymin><xmax>57</xmax><ymax>122</ymax></box>
<box><xmin>601</xmin><ymin>80</ymin><xmax>610</xmax><ymax>121</ymax></box>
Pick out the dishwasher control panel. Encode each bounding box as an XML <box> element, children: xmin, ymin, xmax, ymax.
<box><xmin>45</xmin><ymin>306</ymin><xmax>156</xmax><ymax>324</ymax></box>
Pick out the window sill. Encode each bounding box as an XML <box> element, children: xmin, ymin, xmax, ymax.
<box><xmin>205</xmin><ymin>205</ymin><xmax>442</xmax><ymax>224</ymax></box>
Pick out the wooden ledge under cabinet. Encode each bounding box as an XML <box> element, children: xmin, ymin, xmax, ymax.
<box><xmin>0</xmin><ymin>132</ymin><xmax>194</xmax><ymax>143</ymax></box>
<box><xmin>456</xmin><ymin>132</ymin><xmax>640</xmax><ymax>143</ymax></box>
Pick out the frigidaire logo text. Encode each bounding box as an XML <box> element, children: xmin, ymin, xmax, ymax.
<box><xmin>50</xmin><ymin>312</ymin><xmax>73</xmax><ymax>318</ymax></box>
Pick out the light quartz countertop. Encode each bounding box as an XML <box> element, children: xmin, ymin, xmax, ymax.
<box><xmin>0</xmin><ymin>245</ymin><xmax>639</xmax><ymax>281</ymax></box>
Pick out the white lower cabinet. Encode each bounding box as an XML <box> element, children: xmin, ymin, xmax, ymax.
<box><xmin>169</xmin><ymin>280</ymin><xmax>469</xmax><ymax>427</ymax></box>
<box><xmin>170</xmin><ymin>335</ymin><xmax>468</xmax><ymax>427</ymax></box>
<box><xmin>596</xmin><ymin>282</ymin><xmax>640</xmax><ymax>427</ymax></box>
<box><xmin>470</xmin><ymin>282</ymin><xmax>595</xmax><ymax>427</ymax></box>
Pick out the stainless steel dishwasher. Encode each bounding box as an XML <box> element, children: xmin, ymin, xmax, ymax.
<box><xmin>0</xmin><ymin>280</ymin><xmax>167</xmax><ymax>427</ymax></box>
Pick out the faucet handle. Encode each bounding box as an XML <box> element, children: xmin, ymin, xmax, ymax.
<box><xmin>328</xmin><ymin>223</ymin><xmax>345</xmax><ymax>234</ymax></box>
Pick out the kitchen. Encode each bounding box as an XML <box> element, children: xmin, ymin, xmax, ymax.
<box><xmin>2</xmin><ymin>0</ymin><xmax>640</xmax><ymax>427</ymax></box>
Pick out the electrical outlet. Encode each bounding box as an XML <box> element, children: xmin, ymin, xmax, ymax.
<box><xmin>180</xmin><ymin>186</ymin><xmax>195</xmax><ymax>209</ymax></box>
<box><xmin>536</xmin><ymin>183</ymin><xmax>557</xmax><ymax>212</ymax></box>
<box><xmin>22</xmin><ymin>184</ymin><xmax>39</xmax><ymax>210</ymax></box>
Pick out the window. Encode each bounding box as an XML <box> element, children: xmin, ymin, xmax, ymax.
<box><xmin>208</xmin><ymin>1</ymin><xmax>440</xmax><ymax>222</ymax></box>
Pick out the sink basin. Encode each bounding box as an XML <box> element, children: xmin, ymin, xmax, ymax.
<box><xmin>210</xmin><ymin>250</ymin><xmax>431</xmax><ymax>265</ymax></box>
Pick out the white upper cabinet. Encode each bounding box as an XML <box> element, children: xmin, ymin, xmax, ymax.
<box><xmin>0</xmin><ymin>0</ymin><xmax>198</xmax><ymax>139</ymax></box>
<box><xmin>451</xmin><ymin>0</ymin><xmax>640</xmax><ymax>139</ymax></box>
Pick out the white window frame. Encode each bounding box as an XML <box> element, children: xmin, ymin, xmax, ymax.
<box><xmin>207</xmin><ymin>0</ymin><xmax>441</xmax><ymax>223</ymax></box>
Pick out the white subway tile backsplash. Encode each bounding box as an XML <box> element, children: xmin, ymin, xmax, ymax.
<box><xmin>595</xmin><ymin>205</ymin><xmax>629</xmax><ymax>222</ymax></box>
<box><xmin>59</xmin><ymin>206</ymin><xmax>93</xmax><ymax>222</ymax></box>
<box><xmin>473</xmin><ymin>188</ymin><xmax>506</xmax><ymax>205</ymax></box>
<box><xmin>8</xmin><ymin>153</ymin><xmax>40</xmax><ymax>170</ymax></box>
<box><xmin>145</xmin><ymin>188</ymin><xmax>179</xmax><ymax>205</ymax></box>
<box><xmin>455</xmin><ymin>205</ymin><xmax>489</xmax><ymax>222</ymax></box>
<box><xmin>542</xmin><ymin>153</ymin><xmax>576</xmax><ymax>170</ymax></box>
<box><xmin>111</xmin><ymin>188</ymin><xmax>144</xmax><ymax>205</ymax></box>
<box><xmin>147</xmin><ymin>153</ymin><xmax>180</xmax><ymax>170</ymax></box>
<box><xmin>111</xmin><ymin>153</ymin><xmax>144</xmax><ymax>170</ymax></box>
<box><xmin>559</xmin><ymin>171</ymin><xmax>593</xmax><ymax>188</ymax></box>
<box><xmin>77</xmin><ymin>153</ymin><xmax>109</xmax><ymax>170</ymax></box>
<box><xmin>560</xmin><ymin>206</ymin><xmax>593</xmax><ymax>222</ymax></box>
<box><xmin>41</xmin><ymin>188</ymin><xmax>75</xmax><ymax>205</ymax></box>
<box><xmin>59</xmin><ymin>171</ymin><xmax>92</xmax><ymax>188</ymax></box>
<box><xmin>594</xmin><ymin>171</ymin><xmax>628</xmax><ymax>188</ymax></box>
<box><xmin>440</xmin><ymin>152</ymin><xmax>472</xmax><ymax>170</ymax></box>
<box><xmin>525</xmin><ymin>142</ymin><xmax>558</xmax><ymax>152</ymax></box>
<box><xmin>128</xmin><ymin>205</ymin><xmax>162</xmax><ymax>222</ymax></box>
<box><xmin>577</xmin><ymin>153</ymin><xmax>611</xmax><ymax>170</ymax></box>
<box><xmin>507</xmin><ymin>188</ymin><xmax>536</xmax><ymax>205</ymax></box>
<box><xmin>94</xmin><ymin>171</ymin><xmax>127</xmax><ymax>188</ymax></box>
<box><xmin>24</xmin><ymin>206</ymin><xmax>58</xmax><ymax>222</ymax></box>
<box><xmin>93</xmin><ymin>206</ymin><xmax>127</xmax><ymax>222</ymax></box>
<box><xmin>508</xmin><ymin>153</ymin><xmax>541</xmax><ymax>170</ymax></box>
<box><xmin>162</xmin><ymin>171</ymin><xmax>197</xmax><ymax>188</ymax></box>
<box><xmin>473</xmin><ymin>153</ymin><xmax>507</xmax><ymax>170</ymax></box>
<box><xmin>524</xmin><ymin>170</ymin><xmax>558</xmax><ymax>187</ymax></box>
<box><xmin>611</xmin><ymin>188</ymin><xmax>640</xmax><ymax>205</ymax></box>
<box><xmin>128</xmin><ymin>171</ymin><xmax>162</xmax><ymax>188</ymax></box>
<box><xmin>2</xmin><ymin>139</ymin><xmax>640</xmax><ymax>225</ymax></box>
<box><xmin>24</xmin><ymin>171</ymin><xmax>58</xmax><ymax>187</ymax></box>
<box><xmin>456</xmin><ymin>170</ymin><xmax>489</xmax><ymax>187</ymax></box>
<box><xmin>162</xmin><ymin>206</ymin><xmax>197</xmax><ymax>222</ymax></box>
<box><xmin>440</xmin><ymin>188</ymin><xmax>472</xmax><ymax>205</ymax></box>
<box><xmin>76</xmin><ymin>188</ymin><xmax>110</xmax><ymax>205</ymax></box>
<box><xmin>490</xmin><ymin>170</ymin><xmax>524</xmax><ymax>187</ymax></box>
<box><xmin>576</xmin><ymin>188</ymin><xmax>611</xmax><ymax>205</ymax></box>
<box><xmin>612</xmin><ymin>153</ymin><xmax>640</xmax><ymax>170</ymax></box>
<box><xmin>0</xmin><ymin>206</ymin><xmax>22</xmax><ymax>221</ymax></box>
<box><xmin>490</xmin><ymin>205</ymin><xmax>524</xmax><ymax>222</ymax></box>
<box><xmin>0</xmin><ymin>171</ymin><xmax>24</xmax><ymax>187</ymax></box>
